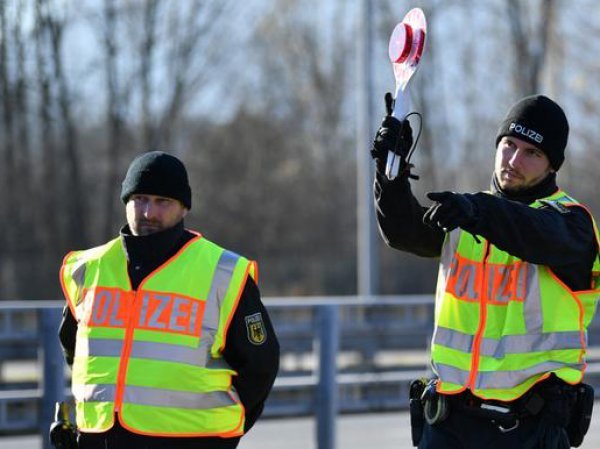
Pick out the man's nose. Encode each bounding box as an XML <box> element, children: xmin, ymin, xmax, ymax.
<box><xmin>508</xmin><ymin>149</ymin><xmax>522</xmax><ymax>167</ymax></box>
<box><xmin>142</xmin><ymin>202</ymin><xmax>157</xmax><ymax>218</ymax></box>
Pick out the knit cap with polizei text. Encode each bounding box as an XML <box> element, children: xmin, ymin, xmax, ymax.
<box><xmin>495</xmin><ymin>95</ymin><xmax>569</xmax><ymax>171</ymax></box>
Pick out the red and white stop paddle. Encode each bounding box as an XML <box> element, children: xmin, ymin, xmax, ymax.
<box><xmin>385</xmin><ymin>8</ymin><xmax>427</xmax><ymax>180</ymax></box>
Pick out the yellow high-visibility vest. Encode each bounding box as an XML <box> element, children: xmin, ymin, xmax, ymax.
<box><xmin>432</xmin><ymin>190</ymin><xmax>600</xmax><ymax>401</ymax></box>
<box><xmin>60</xmin><ymin>231</ymin><xmax>257</xmax><ymax>437</ymax></box>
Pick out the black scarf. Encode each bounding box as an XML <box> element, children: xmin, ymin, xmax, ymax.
<box><xmin>120</xmin><ymin>220</ymin><xmax>193</xmax><ymax>289</ymax></box>
<box><xmin>490</xmin><ymin>172</ymin><xmax>559</xmax><ymax>205</ymax></box>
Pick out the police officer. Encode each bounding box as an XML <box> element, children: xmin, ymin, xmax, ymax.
<box><xmin>55</xmin><ymin>151</ymin><xmax>280</xmax><ymax>449</ymax></box>
<box><xmin>372</xmin><ymin>95</ymin><xmax>599</xmax><ymax>448</ymax></box>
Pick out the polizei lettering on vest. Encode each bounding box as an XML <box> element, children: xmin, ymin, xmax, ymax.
<box><xmin>509</xmin><ymin>122</ymin><xmax>544</xmax><ymax>143</ymax></box>
<box><xmin>86</xmin><ymin>287</ymin><xmax>204</xmax><ymax>336</ymax></box>
<box><xmin>87</xmin><ymin>288</ymin><xmax>128</xmax><ymax>327</ymax></box>
<box><xmin>446</xmin><ymin>256</ymin><xmax>529</xmax><ymax>304</ymax></box>
<box><xmin>137</xmin><ymin>292</ymin><xmax>203</xmax><ymax>335</ymax></box>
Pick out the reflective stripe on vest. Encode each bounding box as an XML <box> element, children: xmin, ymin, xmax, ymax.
<box><xmin>434</xmin><ymin>359</ymin><xmax>587</xmax><ymax>390</ymax></box>
<box><xmin>72</xmin><ymin>383</ymin><xmax>238</xmax><ymax>409</ymax></box>
<box><xmin>61</xmin><ymin>233</ymin><xmax>256</xmax><ymax>436</ymax></box>
<box><xmin>434</xmin><ymin>327</ymin><xmax>585</xmax><ymax>357</ymax></box>
<box><xmin>431</xmin><ymin>190</ymin><xmax>600</xmax><ymax>401</ymax></box>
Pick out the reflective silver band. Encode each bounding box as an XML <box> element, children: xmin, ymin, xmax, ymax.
<box><xmin>71</xmin><ymin>383</ymin><xmax>239</xmax><ymax>410</ymax></box>
<box><xmin>128</xmin><ymin>340</ymin><xmax>230</xmax><ymax>369</ymax></box>
<box><xmin>75</xmin><ymin>338</ymin><xmax>124</xmax><ymax>358</ymax></box>
<box><xmin>72</xmin><ymin>383</ymin><xmax>116</xmax><ymax>402</ymax></box>
<box><xmin>433</xmin><ymin>363</ymin><xmax>470</xmax><ymax>386</ymax></box>
<box><xmin>475</xmin><ymin>360</ymin><xmax>586</xmax><ymax>389</ymax></box>
<box><xmin>123</xmin><ymin>385</ymin><xmax>237</xmax><ymax>410</ymax></box>
<box><xmin>71</xmin><ymin>261</ymin><xmax>86</xmax><ymax>290</ymax></box>
<box><xmin>203</xmin><ymin>250</ymin><xmax>240</xmax><ymax>336</ymax></box>
<box><xmin>80</xmin><ymin>335</ymin><xmax>231</xmax><ymax>371</ymax></box>
<box><xmin>434</xmin><ymin>359</ymin><xmax>585</xmax><ymax>390</ymax></box>
<box><xmin>434</xmin><ymin>326</ymin><xmax>584</xmax><ymax>357</ymax></box>
<box><xmin>522</xmin><ymin>264</ymin><xmax>543</xmax><ymax>332</ymax></box>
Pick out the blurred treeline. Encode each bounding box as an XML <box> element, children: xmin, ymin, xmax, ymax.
<box><xmin>0</xmin><ymin>0</ymin><xmax>599</xmax><ymax>300</ymax></box>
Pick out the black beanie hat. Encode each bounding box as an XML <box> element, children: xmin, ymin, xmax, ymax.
<box><xmin>120</xmin><ymin>151</ymin><xmax>192</xmax><ymax>209</ymax></box>
<box><xmin>495</xmin><ymin>94</ymin><xmax>569</xmax><ymax>170</ymax></box>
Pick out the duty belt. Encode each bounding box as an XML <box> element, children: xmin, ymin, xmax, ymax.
<box><xmin>447</xmin><ymin>393</ymin><xmax>544</xmax><ymax>432</ymax></box>
<box><xmin>418</xmin><ymin>380</ymin><xmax>546</xmax><ymax>433</ymax></box>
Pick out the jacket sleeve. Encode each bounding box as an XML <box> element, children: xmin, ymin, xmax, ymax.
<box><xmin>223</xmin><ymin>277</ymin><xmax>280</xmax><ymax>432</ymax></box>
<box><xmin>464</xmin><ymin>193</ymin><xmax>598</xmax><ymax>290</ymax></box>
<box><xmin>374</xmin><ymin>171</ymin><xmax>445</xmax><ymax>257</ymax></box>
<box><xmin>58</xmin><ymin>305</ymin><xmax>77</xmax><ymax>367</ymax></box>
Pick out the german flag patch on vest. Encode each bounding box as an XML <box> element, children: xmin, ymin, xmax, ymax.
<box><xmin>245</xmin><ymin>312</ymin><xmax>267</xmax><ymax>345</ymax></box>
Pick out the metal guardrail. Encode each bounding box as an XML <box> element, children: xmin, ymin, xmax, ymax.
<box><xmin>2</xmin><ymin>295</ymin><xmax>600</xmax><ymax>449</ymax></box>
<box><xmin>263</xmin><ymin>295</ymin><xmax>434</xmax><ymax>419</ymax></box>
<box><xmin>0</xmin><ymin>296</ymin><xmax>434</xmax><ymax>449</ymax></box>
<box><xmin>0</xmin><ymin>304</ymin><xmax>65</xmax><ymax>446</ymax></box>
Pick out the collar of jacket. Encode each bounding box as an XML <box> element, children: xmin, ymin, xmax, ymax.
<box><xmin>120</xmin><ymin>219</ymin><xmax>186</xmax><ymax>269</ymax></box>
<box><xmin>490</xmin><ymin>172</ymin><xmax>558</xmax><ymax>205</ymax></box>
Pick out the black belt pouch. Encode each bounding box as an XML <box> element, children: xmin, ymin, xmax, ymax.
<box><xmin>409</xmin><ymin>379</ymin><xmax>426</xmax><ymax>447</ymax></box>
<box><xmin>566</xmin><ymin>383</ymin><xmax>594</xmax><ymax>447</ymax></box>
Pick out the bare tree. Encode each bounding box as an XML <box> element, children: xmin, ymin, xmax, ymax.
<box><xmin>13</xmin><ymin>0</ymin><xmax>32</xmax><ymax>214</ymax></box>
<box><xmin>101</xmin><ymin>0</ymin><xmax>126</xmax><ymax>239</ymax></box>
<box><xmin>0</xmin><ymin>1</ymin><xmax>16</xmax><ymax>228</ymax></box>
<box><xmin>0</xmin><ymin>0</ymin><xmax>18</xmax><ymax>297</ymax></box>
<box><xmin>220</xmin><ymin>0</ymin><xmax>358</xmax><ymax>293</ymax></box>
<box><xmin>0</xmin><ymin>0</ymin><xmax>597</xmax><ymax>300</ymax></box>
<box><xmin>157</xmin><ymin>1</ymin><xmax>233</xmax><ymax>149</ymax></box>
<box><xmin>45</xmin><ymin>0</ymin><xmax>87</xmax><ymax>247</ymax></box>
<box><xmin>254</xmin><ymin>0</ymin><xmax>353</xmax><ymax>162</ymax></box>
<box><xmin>507</xmin><ymin>0</ymin><xmax>556</xmax><ymax>95</ymax></box>
<box><xmin>139</xmin><ymin>0</ymin><xmax>159</xmax><ymax>150</ymax></box>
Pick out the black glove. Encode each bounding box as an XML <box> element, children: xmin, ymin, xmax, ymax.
<box><xmin>49</xmin><ymin>402</ymin><xmax>78</xmax><ymax>449</ymax></box>
<box><xmin>371</xmin><ymin>93</ymin><xmax>413</xmax><ymax>174</ymax></box>
<box><xmin>423</xmin><ymin>191</ymin><xmax>478</xmax><ymax>232</ymax></box>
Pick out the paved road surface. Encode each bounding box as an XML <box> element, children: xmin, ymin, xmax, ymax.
<box><xmin>2</xmin><ymin>407</ymin><xmax>599</xmax><ymax>449</ymax></box>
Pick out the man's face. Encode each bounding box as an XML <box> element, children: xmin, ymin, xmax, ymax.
<box><xmin>494</xmin><ymin>136</ymin><xmax>554</xmax><ymax>192</ymax></box>
<box><xmin>126</xmin><ymin>194</ymin><xmax>188</xmax><ymax>236</ymax></box>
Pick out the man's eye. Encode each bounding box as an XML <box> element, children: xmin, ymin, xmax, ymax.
<box><xmin>133</xmin><ymin>196</ymin><xmax>148</xmax><ymax>204</ymax></box>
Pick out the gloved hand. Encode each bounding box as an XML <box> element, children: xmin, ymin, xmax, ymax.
<box><xmin>371</xmin><ymin>93</ymin><xmax>413</xmax><ymax>174</ymax></box>
<box><xmin>423</xmin><ymin>191</ymin><xmax>478</xmax><ymax>232</ymax></box>
<box><xmin>49</xmin><ymin>402</ymin><xmax>78</xmax><ymax>449</ymax></box>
